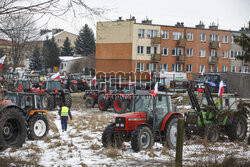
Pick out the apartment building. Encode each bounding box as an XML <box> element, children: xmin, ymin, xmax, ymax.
<box><xmin>96</xmin><ymin>17</ymin><xmax>246</xmax><ymax>80</ymax></box>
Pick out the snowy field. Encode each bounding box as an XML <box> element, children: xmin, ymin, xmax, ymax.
<box><xmin>0</xmin><ymin>94</ymin><xmax>249</xmax><ymax>166</ymax></box>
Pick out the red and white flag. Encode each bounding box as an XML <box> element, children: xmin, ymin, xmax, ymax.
<box><xmin>218</xmin><ymin>80</ymin><xmax>224</xmax><ymax>98</ymax></box>
<box><xmin>0</xmin><ymin>56</ymin><xmax>6</xmax><ymax>71</ymax></box>
<box><xmin>150</xmin><ymin>82</ymin><xmax>158</xmax><ymax>97</ymax></box>
<box><xmin>91</xmin><ymin>76</ymin><xmax>96</xmax><ymax>85</ymax></box>
<box><xmin>51</xmin><ymin>72</ymin><xmax>60</xmax><ymax>80</ymax></box>
<box><xmin>31</xmin><ymin>70</ymin><xmax>34</xmax><ymax>75</ymax></box>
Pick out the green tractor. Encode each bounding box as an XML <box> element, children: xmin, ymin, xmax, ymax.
<box><xmin>185</xmin><ymin>81</ymin><xmax>248</xmax><ymax>142</ymax></box>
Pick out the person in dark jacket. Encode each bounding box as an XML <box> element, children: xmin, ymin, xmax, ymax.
<box><xmin>58</xmin><ymin>105</ymin><xmax>72</xmax><ymax>132</ymax></box>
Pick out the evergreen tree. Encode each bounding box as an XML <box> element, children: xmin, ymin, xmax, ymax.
<box><xmin>29</xmin><ymin>46</ymin><xmax>42</xmax><ymax>71</ymax></box>
<box><xmin>75</xmin><ymin>24</ymin><xmax>95</xmax><ymax>56</ymax></box>
<box><xmin>42</xmin><ymin>37</ymin><xmax>61</xmax><ymax>71</ymax></box>
<box><xmin>61</xmin><ymin>37</ymin><xmax>73</xmax><ymax>56</ymax></box>
<box><xmin>234</xmin><ymin>33</ymin><xmax>250</xmax><ymax>63</ymax></box>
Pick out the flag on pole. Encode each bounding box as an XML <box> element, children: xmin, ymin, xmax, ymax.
<box><xmin>31</xmin><ymin>70</ymin><xmax>34</xmax><ymax>75</ymax></box>
<box><xmin>150</xmin><ymin>82</ymin><xmax>158</xmax><ymax>97</ymax></box>
<box><xmin>0</xmin><ymin>56</ymin><xmax>6</xmax><ymax>71</ymax></box>
<box><xmin>91</xmin><ymin>76</ymin><xmax>96</xmax><ymax>85</ymax></box>
<box><xmin>218</xmin><ymin>80</ymin><xmax>224</xmax><ymax>98</ymax></box>
<box><xmin>51</xmin><ymin>72</ymin><xmax>60</xmax><ymax>80</ymax></box>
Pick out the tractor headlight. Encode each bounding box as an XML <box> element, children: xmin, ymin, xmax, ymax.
<box><xmin>115</xmin><ymin>117</ymin><xmax>125</xmax><ymax>129</ymax></box>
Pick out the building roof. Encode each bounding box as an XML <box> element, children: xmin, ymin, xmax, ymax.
<box><xmin>59</xmin><ymin>56</ymin><xmax>85</xmax><ymax>62</ymax></box>
<box><xmin>36</xmin><ymin>31</ymin><xmax>77</xmax><ymax>41</ymax></box>
<box><xmin>0</xmin><ymin>39</ymin><xmax>12</xmax><ymax>46</ymax></box>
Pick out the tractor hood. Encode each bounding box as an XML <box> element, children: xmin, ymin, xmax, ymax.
<box><xmin>116</xmin><ymin>112</ymin><xmax>147</xmax><ymax>120</ymax></box>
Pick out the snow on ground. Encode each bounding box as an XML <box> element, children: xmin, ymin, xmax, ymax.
<box><xmin>0</xmin><ymin>96</ymin><xmax>250</xmax><ymax>166</ymax></box>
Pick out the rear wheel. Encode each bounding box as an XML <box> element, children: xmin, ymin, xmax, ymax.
<box><xmin>0</xmin><ymin>108</ymin><xmax>27</xmax><ymax>149</ymax></box>
<box><xmin>164</xmin><ymin>118</ymin><xmax>178</xmax><ymax>149</ymax></box>
<box><xmin>27</xmin><ymin>114</ymin><xmax>49</xmax><ymax>140</ymax></box>
<box><xmin>42</xmin><ymin>93</ymin><xmax>55</xmax><ymax>110</ymax></box>
<box><xmin>85</xmin><ymin>96</ymin><xmax>95</xmax><ymax>108</ymax></box>
<box><xmin>204</xmin><ymin>124</ymin><xmax>220</xmax><ymax>142</ymax></box>
<box><xmin>131</xmin><ymin>126</ymin><xmax>153</xmax><ymax>152</ymax></box>
<box><xmin>113</xmin><ymin>99</ymin><xmax>128</xmax><ymax>114</ymax></box>
<box><xmin>102</xmin><ymin>123</ymin><xmax>122</xmax><ymax>148</ymax></box>
<box><xmin>69</xmin><ymin>84</ymin><xmax>77</xmax><ymax>93</ymax></box>
<box><xmin>99</xmin><ymin>98</ymin><xmax>108</xmax><ymax>111</ymax></box>
<box><xmin>64</xmin><ymin>94</ymin><xmax>72</xmax><ymax>108</ymax></box>
<box><xmin>226</xmin><ymin>115</ymin><xmax>247</xmax><ymax>141</ymax></box>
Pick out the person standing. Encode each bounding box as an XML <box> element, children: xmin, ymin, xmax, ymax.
<box><xmin>58</xmin><ymin>105</ymin><xmax>72</xmax><ymax>132</ymax></box>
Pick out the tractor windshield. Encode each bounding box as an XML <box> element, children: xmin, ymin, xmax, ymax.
<box><xmin>47</xmin><ymin>81</ymin><xmax>62</xmax><ymax>90</ymax></box>
<box><xmin>71</xmin><ymin>75</ymin><xmax>81</xmax><ymax>80</ymax></box>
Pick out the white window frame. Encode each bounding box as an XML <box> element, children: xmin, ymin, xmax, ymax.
<box><xmin>137</xmin><ymin>63</ymin><xmax>144</xmax><ymax>72</ymax></box>
<box><xmin>146</xmin><ymin>46</ymin><xmax>151</xmax><ymax>55</ymax></box>
<box><xmin>222</xmin><ymin>66</ymin><xmax>228</xmax><ymax>72</ymax></box>
<box><xmin>231</xmin><ymin>35</ymin><xmax>234</xmax><ymax>44</ymax></box>
<box><xmin>160</xmin><ymin>64</ymin><xmax>168</xmax><ymax>71</ymax></box>
<box><xmin>200</xmin><ymin>33</ymin><xmax>206</xmax><ymax>42</ymax></box>
<box><xmin>146</xmin><ymin>63</ymin><xmax>157</xmax><ymax>72</ymax></box>
<box><xmin>214</xmin><ymin>66</ymin><xmax>218</xmax><ymax>72</ymax></box>
<box><xmin>230</xmin><ymin>50</ymin><xmax>235</xmax><ymax>59</ymax></box>
<box><xmin>209</xmin><ymin>65</ymin><xmax>213</xmax><ymax>73</ymax></box>
<box><xmin>186</xmin><ymin>48</ymin><xmax>193</xmax><ymax>57</ymax></box>
<box><xmin>200</xmin><ymin>49</ymin><xmax>206</xmax><ymax>57</ymax></box>
<box><xmin>172</xmin><ymin>48</ymin><xmax>183</xmax><ymax>56</ymax></box>
<box><xmin>137</xmin><ymin>46</ymin><xmax>144</xmax><ymax>54</ymax></box>
<box><xmin>172</xmin><ymin>64</ymin><xmax>183</xmax><ymax>72</ymax></box>
<box><xmin>186</xmin><ymin>64</ymin><xmax>192</xmax><ymax>72</ymax></box>
<box><xmin>223</xmin><ymin>35</ymin><xmax>228</xmax><ymax>43</ymax></box>
<box><xmin>173</xmin><ymin>32</ymin><xmax>183</xmax><ymax>40</ymax></box>
<box><xmin>138</xmin><ymin>29</ymin><xmax>145</xmax><ymax>38</ymax></box>
<box><xmin>222</xmin><ymin>51</ymin><xmax>228</xmax><ymax>58</ymax></box>
<box><xmin>199</xmin><ymin>65</ymin><xmax>205</xmax><ymax>73</ymax></box>
<box><xmin>161</xmin><ymin>30</ymin><xmax>169</xmax><ymax>39</ymax></box>
<box><xmin>210</xmin><ymin>50</ymin><xmax>219</xmax><ymax>57</ymax></box>
<box><xmin>147</xmin><ymin>29</ymin><xmax>158</xmax><ymax>38</ymax></box>
<box><xmin>230</xmin><ymin>66</ymin><xmax>236</xmax><ymax>72</ymax></box>
<box><xmin>162</xmin><ymin>47</ymin><xmax>168</xmax><ymax>56</ymax></box>
<box><xmin>187</xmin><ymin>32</ymin><xmax>193</xmax><ymax>41</ymax></box>
<box><xmin>210</xmin><ymin>34</ymin><xmax>219</xmax><ymax>41</ymax></box>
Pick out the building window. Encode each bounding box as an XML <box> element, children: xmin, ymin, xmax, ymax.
<box><xmin>243</xmin><ymin>66</ymin><xmax>248</xmax><ymax>73</ymax></box>
<box><xmin>161</xmin><ymin>31</ymin><xmax>169</xmax><ymax>39</ymax></box>
<box><xmin>222</xmin><ymin>51</ymin><xmax>228</xmax><ymax>58</ymax></box>
<box><xmin>186</xmin><ymin>48</ymin><xmax>193</xmax><ymax>57</ymax></box>
<box><xmin>231</xmin><ymin>35</ymin><xmax>234</xmax><ymax>44</ymax></box>
<box><xmin>137</xmin><ymin>63</ymin><xmax>144</xmax><ymax>71</ymax></box>
<box><xmin>173</xmin><ymin>32</ymin><xmax>183</xmax><ymax>40</ymax></box>
<box><xmin>186</xmin><ymin>64</ymin><xmax>192</xmax><ymax>72</ymax></box>
<box><xmin>153</xmin><ymin>47</ymin><xmax>157</xmax><ymax>54</ymax></box>
<box><xmin>223</xmin><ymin>35</ymin><xmax>228</xmax><ymax>43</ymax></box>
<box><xmin>160</xmin><ymin>64</ymin><xmax>168</xmax><ymax>71</ymax></box>
<box><xmin>138</xmin><ymin>29</ymin><xmax>145</xmax><ymax>38</ymax></box>
<box><xmin>210</xmin><ymin>50</ymin><xmax>219</xmax><ymax>57</ymax></box>
<box><xmin>200</xmin><ymin>33</ymin><xmax>206</xmax><ymax>42</ymax></box>
<box><xmin>60</xmin><ymin>63</ymin><xmax>63</xmax><ymax>69</ymax></box>
<box><xmin>210</xmin><ymin>34</ymin><xmax>219</xmax><ymax>41</ymax></box>
<box><xmin>199</xmin><ymin>65</ymin><xmax>205</xmax><ymax>73</ymax></box>
<box><xmin>146</xmin><ymin>47</ymin><xmax>151</xmax><ymax>54</ymax></box>
<box><xmin>214</xmin><ymin>66</ymin><xmax>218</xmax><ymax>72</ymax></box>
<box><xmin>57</xmin><ymin>39</ymin><xmax>61</xmax><ymax>43</ymax></box>
<box><xmin>146</xmin><ymin>63</ymin><xmax>157</xmax><ymax>72</ymax></box>
<box><xmin>209</xmin><ymin>65</ymin><xmax>213</xmax><ymax>72</ymax></box>
<box><xmin>200</xmin><ymin>49</ymin><xmax>206</xmax><ymax>57</ymax></box>
<box><xmin>222</xmin><ymin>66</ymin><xmax>228</xmax><ymax>72</ymax></box>
<box><xmin>187</xmin><ymin>33</ymin><xmax>193</xmax><ymax>41</ymax></box>
<box><xmin>230</xmin><ymin>66</ymin><xmax>235</xmax><ymax>72</ymax></box>
<box><xmin>230</xmin><ymin>50</ymin><xmax>235</xmax><ymax>59</ymax></box>
<box><xmin>172</xmin><ymin>48</ymin><xmax>183</xmax><ymax>56</ymax></box>
<box><xmin>137</xmin><ymin>46</ymin><xmax>144</xmax><ymax>54</ymax></box>
<box><xmin>162</xmin><ymin>47</ymin><xmax>168</xmax><ymax>56</ymax></box>
<box><xmin>147</xmin><ymin>30</ymin><xmax>158</xmax><ymax>38</ymax></box>
<box><xmin>172</xmin><ymin>64</ymin><xmax>183</xmax><ymax>72</ymax></box>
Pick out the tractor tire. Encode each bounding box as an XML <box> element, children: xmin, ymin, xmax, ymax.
<box><xmin>98</xmin><ymin>98</ymin><xmax>109</xmax><ymax>111</ymax></box>
<box><xmin>97</xmin><ymin>94</ymin><xmax>105</xmax><ymax>104</ymax></box>
<box><xmin>204</xmin><ymin>124</ymin><xmax>220</xmax><ymax>142</ymax></box>
<box><xmin>164</xmin><ymin>118</ymin><xmax>178</xmax><ymax>149</ymax></box>
<box><xmin>102</xmin><ymin>123</ymin><xmax>122</xmax><ymax>148</ymax></box>
<box><xmin>42</xmin><ymin>93</ymin><xmax>55</xmax><ymax>110</ymax></box>
<box><xmin>64</xmin><ymin>94</ymin><xmax>72</xmax><ymax>108</ymax></box>
<box><xmin>113</xmin><ymin>99</ymin><xmax>128</xmax><ymax>114</ymax></box>
<box><xmin>131</xmin><ymin>126</ymin><xmax>153</xmax><ymax>152</ymax></box>
<box><xmin>226</xmin><ymin>115</ymin><xmax>247</xmax><ymax>142</ymax></box>
<box><xmin>85</xmin><ymin>96</ymin><xmax>95</xmax><ymax>108</ymax></box>
<box><xmin>27</xmin><ymin>114</ymin><xmax>49</xmax><ymax>140</ymax></box>
<box><xmin>0</xmin><ymin>108</ymin><xmax>27</xmax><ymax>149</ymax></box>
<box><xmin>69</xmin><ymin>84</ymin><xmax>77</xmax><ymax>93</ymax></box>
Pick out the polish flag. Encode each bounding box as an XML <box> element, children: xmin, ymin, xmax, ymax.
<box><xmin>31</xmin><ymin>70</ymin><xmax>34</xmax><ymax>75</ymax></box>
<box><xmin>0</xmin><ymin>56</ymin><xmax>6</xmax><ymax>71</ymax></box>
<box><xmin>150</xmin><ymin>82</ymin><xmax>158</xmax><ymax>97</ymax></box>
<box><xmin>149</xmin><ymin>72</ymin><xmax>152</xmax><ymax>79</ymax></box>
<box><xmin>91</xmin><ymin>76</ymin><xmax>96</xmax><ymax>85</ymax></box>
<box><xmin>218</xmin><ymin>81</ymin><xmax>224</xmax><ymax>98</ymax></box>
<box><xmin>51</xmin><ymin>72</ymin><xmax>60</xmax><ymax>79</ymax></box>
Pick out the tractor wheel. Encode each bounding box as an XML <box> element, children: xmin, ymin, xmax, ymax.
<box><xmin>113</xmin><ymin>99</ymin><xmax>128</xmax><ymax>114</ymax></box>
<box><xmin>69</xmin><ymin>84</ymin><xmax>77</xmax><ymax>93</ymax></box>
<box><xmin>97</xmin><ymin>94</ymin><xmax>105</xmax><ymax>104</ymax></box>
<box><xmin>42</xmin><ymin>93</ymin><xmax>55</xmax><ymax>110</ymax></box>
<box><xmin>0</xmin><ymin>108</ymin><xmax>27</xmax><ymax>149</ymax></box>
<box><xmin>164</xmin><ymin>118</ymin><xmax>178</xmax><ymax>149</ymax></box>
<box><xmin>131</xmin><ymin>126</ymin><xmax>153</xmax><ymax>152</ymax></box>
<box><xmin>204</xmin><ymin>124</ymin><xmax>220</xmax><ymax>142</ymax></box>
<box><xmin>226</xmin><ymin>115</ymin><xmax>247</xmax><ymax>141</ymax></box>
<box><xmin>98</xmin><ymin>98</ymin><xmax>108</xmax><ymax>111</ymax></box>
<box><xmin>102</xmin><ymin>123</ymin><xmax>122</xmax><ymax>148</ymax></box>
<box><xmin>27</xmin><ymin>114</ymin><xmax>49</xmax><ymax>140</ymax></box>
<box><xmin>64</xmin><ymin>94</ymin><xmax>72</xmax><ymax>108</ymax></box>
<box><xmin>85</xmin><ymin>96</ymin><xmax>95</xmax><ymax>108</ymax></box>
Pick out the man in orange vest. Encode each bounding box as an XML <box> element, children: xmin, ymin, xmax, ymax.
<box><xmin>58</xmin><ymin>105</ymin><xmax>72</xmax><ymax>132</ymax></box>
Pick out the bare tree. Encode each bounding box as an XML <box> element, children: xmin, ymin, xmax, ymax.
<box><xmin>0</xmin><ymin>12</ymin><xmax>37</xmax><ymax>71</ymax></box>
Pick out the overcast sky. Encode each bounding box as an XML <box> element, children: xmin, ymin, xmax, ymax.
<box><xmin>38</xmin><ymin>0</ymin><xmax>250</xmax><ymax>35</ymax></box>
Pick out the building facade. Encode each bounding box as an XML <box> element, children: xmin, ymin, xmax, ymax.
<box><xmin>96</xmin><ymin>18</ymin><xmax>248</xmax><ymax>80</ymax></box>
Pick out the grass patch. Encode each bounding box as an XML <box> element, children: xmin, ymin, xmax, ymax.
<box><xmin>105</xmin><ymin>148</ymin><xmax>120</xmax><ymax>159</ymax></box>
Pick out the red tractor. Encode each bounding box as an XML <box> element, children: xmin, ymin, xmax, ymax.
<box><xmin>102</xmin><ymin>90</ymin><xmax>183</xmax><ymax>152</ymax></box>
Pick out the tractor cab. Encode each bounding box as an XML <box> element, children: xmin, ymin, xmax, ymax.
<box><xmin>4</xmin><ymin>72</ymin><xmax>19</xmax><ymax>80</ymax></box>
<box><xmin>42</xmin><ymin>80</ymin><xmax>63</xmax><ymax>92</ymax></box>
<box><xmin>14</xmin><ymin>79</ymin><xmax>33</xmax><ymax>92</ymax></box>
<box><xmin>24</xmin><ymin>74</ymin><xmax>40</xmax><ymax>88</ymax></box>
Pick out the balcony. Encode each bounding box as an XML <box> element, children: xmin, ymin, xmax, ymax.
<box><xmin>176</xmin><ymin>55</ymin><xmax>186</xmax><ymax>63</ymax></box>
<box><xmin>210</xmin><ymin>41</ymin><xmax>220</xmax><ymax>49</ymax></box>
<box><xmin>151</xmin><ymin>54</ymin><xmax>161</xmax><ymax>62</ymax></box>
<box><xmin>177</xmin><ymin>38</ymin><xmax>186</xmax><ymax>47</ymax></box>
<box><xmin>209</xmin><ymin>56</ymin><xmax>218</xmax><ymax>64</ymax></box>
<box><xmin>151</xmin><ymin>37</ymin><xmax>161</xmax><ymax>45</ymax></box>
